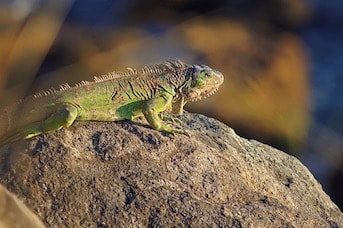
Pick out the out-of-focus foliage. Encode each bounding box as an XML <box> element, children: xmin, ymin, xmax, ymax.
<box><xmin>181</xmin><ymin>19</ymin><xmax>309</xmax><ymax>151</ymax></box>
<box><xmin>0</xmin><ymin>0</ymin><xmax>73</xmax><ymax>103</ymax></box>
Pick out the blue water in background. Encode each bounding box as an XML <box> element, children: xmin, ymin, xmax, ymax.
<box><xmin>301</xmin><ymin>0</ymin><xmax>343</xmax><ymax>208</ymax></box>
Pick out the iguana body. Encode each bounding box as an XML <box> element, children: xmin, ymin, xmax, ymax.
<box><xmin>0</xmin><ymin>60</ymin><xmax>223</xmax><ymax>146</ymax></box>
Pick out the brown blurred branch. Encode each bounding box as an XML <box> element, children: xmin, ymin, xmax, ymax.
<box><xmin>0</xmin><ymin>0</ymin><xmax>74</xmax><ymax>106</ymax></box>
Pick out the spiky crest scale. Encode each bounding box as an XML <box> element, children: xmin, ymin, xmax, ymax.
<box><xmin>94</xmin><ymin>59</ymin><xmax>188</xmax><ymax>82</ymax></box>
<box><xmin>33</xmin><ymin>60</ymin><xmax>189</xmax><ymax>99</ymax></box>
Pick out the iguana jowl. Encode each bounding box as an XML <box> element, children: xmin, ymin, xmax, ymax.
<box><xmin>0</xmin><ymin>60</ymin><xmax>223</xmax><ymax>146</ymax></box>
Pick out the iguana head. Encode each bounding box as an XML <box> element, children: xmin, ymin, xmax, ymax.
<box><xmin>182</xmin><ymin>64</ymin><xmax>224</xmax><ymax>101</ymax></box>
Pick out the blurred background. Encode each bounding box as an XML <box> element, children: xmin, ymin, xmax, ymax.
<box><xmin>0</xmin><ymin>0</ymin><xmax>342</xmax><ymax>210</ymax></box>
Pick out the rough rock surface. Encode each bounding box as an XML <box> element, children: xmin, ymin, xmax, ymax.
<box><xmin>0</xmin><ymin>112</ymin><xmax>342</xmax><ymax>227</ymax></box>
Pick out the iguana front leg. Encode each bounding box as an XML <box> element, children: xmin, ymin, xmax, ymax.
<box><xmin>165</xmin><ymin>97</ymin><xmax>187</xmax><ymax>115</ymax></box>
<box><xmin>162</xmin><ymin>96</ymin><xmax>187</xmax><ymax>124</ymax></box>
<box><xmin>0</xmin><ymin>103</ymin><xmax>78</xmax><ymax>146</ymax></box>
<box><xmin>142</xmin><ymin>91</ymin><xmax>186</xmax><ymax>134</ymax></box>
<box><xmin>172</xmin><ymin>97</ymin><xmax>187</xmax><ymax>115</ymax></box>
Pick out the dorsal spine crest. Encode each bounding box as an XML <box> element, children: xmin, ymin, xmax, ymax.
<box><xmin>32</xmin><ymin>60</ymin><xmax>190</xmax><ymax>98</ymax></box>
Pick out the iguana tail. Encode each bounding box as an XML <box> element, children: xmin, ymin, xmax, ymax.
<box><xmin>0</xmin><ymin>103</ymin><xmax>79</xmax><ymax>146</ymax></box>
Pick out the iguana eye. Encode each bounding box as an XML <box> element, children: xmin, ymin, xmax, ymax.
<box><xmin>200</xmin><ymin>70</ymin><xmax>210</xmax><ymax>77</ymax></box>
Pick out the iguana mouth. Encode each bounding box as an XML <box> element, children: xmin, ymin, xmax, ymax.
<box><xmin>189</xmin><ymin>87</ymin><xmax>220</xmax><ymax>102</ymax></box>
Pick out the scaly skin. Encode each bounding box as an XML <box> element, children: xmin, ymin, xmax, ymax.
<box><xmin>0</xmin><ymin>60</ymin><xmax>223</xmax><ymax>146</ymax></box>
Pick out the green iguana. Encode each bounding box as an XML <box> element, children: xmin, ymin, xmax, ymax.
<box><xmin>0</xmin><ymin>60</ymin><xmax>223</xmax><ymax>146</ymax></box>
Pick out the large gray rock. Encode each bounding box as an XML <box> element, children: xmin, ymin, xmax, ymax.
<box><xmin>0</xmin><ymin>112</ymin><xmax>342</xmax><ymax>227</ymax></box>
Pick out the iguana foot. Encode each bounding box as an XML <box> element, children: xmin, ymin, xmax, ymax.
<box><xmin>171</xmin><ymin>128</ymin><xmax>189</xmax><ymax>136</ymax></box>
<box><xmin>155</xmin><ymin>123</ymin><xmax>188</xmax><ymax>136</ymax></box>
<box><xmin>160</xmin><ymin>114</ymin><xmax>182</xmax><ymax>124</ymax></box>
